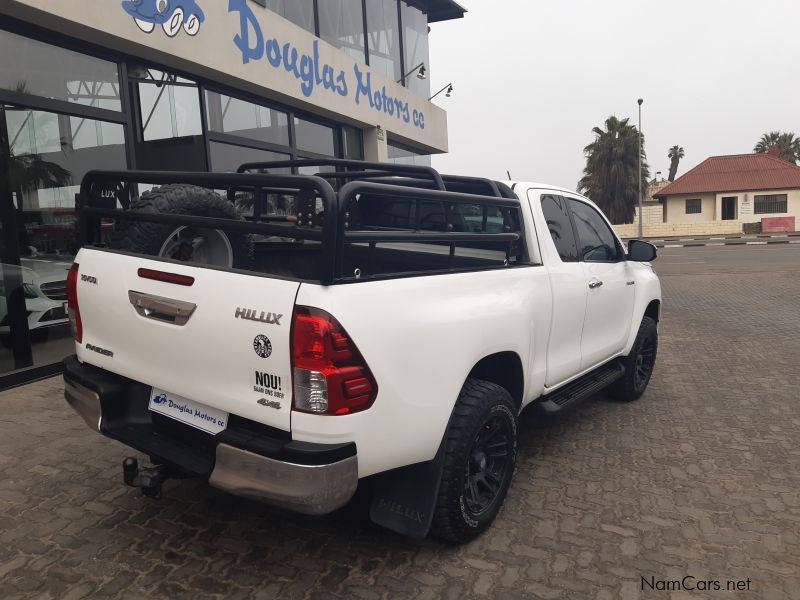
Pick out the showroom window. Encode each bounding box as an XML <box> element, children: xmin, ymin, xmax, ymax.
<box><xmin>319</xmin><ymin>0</ymin><xmax>367</xmax><ymax>63</ymax></box>
<box><xmin>401</xmin><ymin>2</ymin><xmax>431</xmax><ymax>96</ymax></box>
<box><xmin>136</xmin><ymin>72</ymin><xmax>202</xmax><ymax>141</ymax></box>
<box><xmin>257</xmin><ymin>0</ymin><xmax>316</xmax><ymax>33</ymax></box>
<box><xmin>0</xmin><ymin>29</ymin><xmax>122</xmax><ymax>112</ymax></box>
<box><xmin>388</xmin><ymin>141</ymin><xmax>431</xmax><ymax>166</ymax></box>
<box><xmin>205</xmin><ymin>91</ymin><xmax>290</xmax><ymax>147</ymax></box>
<box><xmin>754</xmin><ymin>194</ymin><xmax>788</xmax><ymax>214</ymax></box>
<box><xmin>366</xmin><ymin>0</ymin><xmax>403</xmax><ymax>82</ymax></box>
<box><xmin>0</xmin><ymin>104</ymin><xmax>127</xmax><ymax>378</ymax></box>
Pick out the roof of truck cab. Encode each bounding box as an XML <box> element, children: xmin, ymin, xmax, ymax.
<box><xmin>510</xmin><ymin>182</ymin><xmax>590</xmax><ymax>198</ymax></box>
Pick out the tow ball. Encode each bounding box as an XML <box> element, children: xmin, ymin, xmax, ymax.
<box><xmin>122</xmin><ymin>457</ymin><xmax>174</xmax><ymax>499</ymax></box>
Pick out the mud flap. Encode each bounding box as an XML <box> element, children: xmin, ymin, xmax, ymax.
<box><xmin>369</xmin><ymin>441</ymin><xmax>445</xmax><ymax>539</ymax></box>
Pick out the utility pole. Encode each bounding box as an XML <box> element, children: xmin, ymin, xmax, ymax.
<box><xmin>638</xmin><ymin>98</ymin><xmax>644</xmax><ymax>238</ymax></box>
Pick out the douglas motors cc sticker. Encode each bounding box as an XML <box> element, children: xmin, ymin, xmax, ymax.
<box><xmin>253</xmin><ymin>334</ymin><xmax>272</xmax><ymax>358</ymax></box>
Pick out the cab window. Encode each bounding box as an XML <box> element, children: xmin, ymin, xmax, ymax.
<box><xmin>567</xmin><ymin>199</ymin><xmax>622</xmax><ymax>262</ymax></box>
<box><xmin>540</xmin><ymin>194</ymin><xmax>579</xmax><ymax>262</ymax></box>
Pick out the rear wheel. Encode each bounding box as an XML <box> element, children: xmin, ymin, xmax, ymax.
<box><xmin>608</xmin><ymin>316</ymin><xmax>658</xmax><ymax>402</ymax></box>
<box><xmin>432</xmin><ymin>378</ymin><xmax>517</xmax><ymax>544</ymax></box>
<box><xmin>110</xmin><ymin>184</ymin><xmax>253</xmax><ymax>270</ymax></box>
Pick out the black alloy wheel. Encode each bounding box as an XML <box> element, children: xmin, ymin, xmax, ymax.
<box><xmin>609</xmin><ymin>315</ymin><xmax>659</xmax><ymax>402</ymax></box>
<box><xmin>633</xmin><ymin>334</ymin><xmax>656</xmax><ymax>393</ymax></box>
<box><xmin>464</xmin><ymin>413</ymin><xmax>514</xmax><ymax>517</ymax></box>
<box><xmin>432</xmin><ymin>378</ymin><xmax>518</xmax><ymax>544</ymax></box>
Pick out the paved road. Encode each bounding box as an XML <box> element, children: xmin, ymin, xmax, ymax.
<box><xmin>655</xmin><ymin>242</ymin><xmax>800</xmax><ymax>275</ymax></box>
<box><xmin>1</xmin><ymin>247</ymin><xmax>799</xmax><ymax>599</ymax></box>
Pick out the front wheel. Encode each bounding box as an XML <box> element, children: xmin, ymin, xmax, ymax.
<box><xmin>432</xmin><ymin>378</ymin><xmax>518</xmax><ymax>544</ymax></box>
<box><xmin>608</xmin><ymin>316</ymin><xmax>658</xmax><ymax>402</ymax></box>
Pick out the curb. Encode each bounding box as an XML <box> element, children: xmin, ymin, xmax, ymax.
<box><xmin>655</xmin><ymin>239</ymin><xmax>800</xmax><ymax>249</ymax></box>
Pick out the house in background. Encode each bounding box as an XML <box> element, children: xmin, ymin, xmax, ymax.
<box><xmin>655</xmin><ymin>148</ymin><xmax>800</xmax><ymax>233</ymax></box>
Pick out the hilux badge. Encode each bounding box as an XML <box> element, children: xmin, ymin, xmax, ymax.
<box><xmin>235</xmin><ymin>308</ymin><xmax>282</xmax><ymax>326</ymax></box>
<box><xmin>253</xmin><ymin>335</ymin><xmax>272</xmax><ymax>358</ymax></box>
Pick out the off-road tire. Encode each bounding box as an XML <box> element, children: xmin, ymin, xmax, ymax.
<box><xmin>432</xmin><ymin>378</ymin><xmax>518</xmax><ymax>544</ymax></box>
<box><xmin>608</xmin><ymin>316</ymin><xmax>658</xmax><ymax>402</ymax></box>
<box><xmin>110</xmin><ymin>184</ymin><xmax>254</xmax><ymax>269</ymax></box>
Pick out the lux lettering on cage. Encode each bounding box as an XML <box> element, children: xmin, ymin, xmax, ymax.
<box><xmin>227</xmin><ymin>0</ymin><xmax>425</xmax><ymax>130</ymax></box>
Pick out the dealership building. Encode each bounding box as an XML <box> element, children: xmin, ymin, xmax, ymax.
<box><xmin>0</xmin><ymin>0</ymin><xmax>464</xmax><ymax>388</ymax></box>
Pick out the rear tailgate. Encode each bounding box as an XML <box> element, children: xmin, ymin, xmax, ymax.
<box><xmin>74</xmin><ymin>248</ymin><xmax>297</xmax><ymax>432</ymax></box>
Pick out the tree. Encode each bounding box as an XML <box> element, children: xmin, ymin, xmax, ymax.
<box><xmin>753</xmin><ymin>131</ymin><xmax>800</xmax><ymax>164</ymax></box>
<box><xmin>578</xmin><ymin>116</ymin><xmax>649</xmax><ymax>225</ymax></box>
<box><xmin>667</xmin><ymin>145</ymin><xmax>684</xmax><ymax>181</ymax></box>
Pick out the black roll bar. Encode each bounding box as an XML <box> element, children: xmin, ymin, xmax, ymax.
<box><xmin>78</xmin><ymin>169</ymin><xmax>340</xmax><ymax>284</ymax></box>
<box><xmin>236</xmin><ymin>158</ymin><xmax>447</xmax><ymax>191</ymax></box>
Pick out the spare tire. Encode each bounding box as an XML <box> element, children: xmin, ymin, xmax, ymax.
<box><xmin>110</xmin><ymin>184</ymin><xmax>254</xmax><ymax>269</ymax></box>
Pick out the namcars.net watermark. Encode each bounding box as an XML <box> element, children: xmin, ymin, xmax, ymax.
<box><xmin>642</xmin><ymin>576</ymin><xmax>752</xmax><ymax>593</ymax></box>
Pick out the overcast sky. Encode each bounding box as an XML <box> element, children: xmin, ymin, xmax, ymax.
<box><xmin>428</xmin><ymin>0</ymin><xmax>800</xmax><ymax>190</ymax></box>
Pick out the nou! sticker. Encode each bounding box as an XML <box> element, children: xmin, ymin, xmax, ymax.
<box><xmin>252</xmin><ymin>370</ymin><xmax>285</xmax><ymax>402</ymax></box>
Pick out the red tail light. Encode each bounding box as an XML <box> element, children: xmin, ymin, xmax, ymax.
<box><xmin>291</xmin><ymin>306</ymin><xmax>377</xmax><ymax>416</ymax></box>
<box><xmin>66</xmin><ymin>263</ymin><xmax>82</xmax><ymax>343</ymax></box>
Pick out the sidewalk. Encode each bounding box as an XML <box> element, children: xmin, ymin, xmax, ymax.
<box><xmin>624</xmin><ymin>232</ymin><xmax>800</xmax><ymax>248</ymax></box>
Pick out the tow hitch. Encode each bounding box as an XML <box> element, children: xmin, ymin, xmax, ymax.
<box><xmin>122</xmin><ymin>457</ymin><xmax>175</xmax><ymax>499</ymax></box>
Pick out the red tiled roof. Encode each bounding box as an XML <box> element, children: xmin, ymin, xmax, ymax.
<box><xmin>656</xmin><ymin>153</ymin><xmax>800</xmax><ymax>196</ymax></box>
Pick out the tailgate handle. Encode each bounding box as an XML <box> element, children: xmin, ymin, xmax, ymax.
<box><xmin>128</xmin><ymin>290</ymin><xmax>197</xmax><ymax>326</ymax></box>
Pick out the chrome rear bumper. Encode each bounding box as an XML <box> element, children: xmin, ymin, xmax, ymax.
<box><xmin>210</xmin><ymin>444</ymin><xmax>358</xmax><ymax>515</ymax></box>
<box><xmin>64</xmin><ymin>379</ymin><xmax>102</xmax><ymax>431</ymax></box>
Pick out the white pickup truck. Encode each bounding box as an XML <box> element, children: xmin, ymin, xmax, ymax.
<box><xmin>63</xmin><ymin>160</ymin><xmax>661</xmax><ymax>543</ymax></box>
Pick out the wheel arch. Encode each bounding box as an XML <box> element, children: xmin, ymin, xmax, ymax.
<box><xmin>644</xmin><ymin>299</ymin><xmax>661</xmax><ymax>323</ymax></box>
<box><xmin>467</xmin><ymin>351</ymin><xmax>525</xmax><ymax>411</ymax></box>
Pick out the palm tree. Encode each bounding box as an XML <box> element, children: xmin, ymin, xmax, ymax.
<box><xmin>753</xmin><ymin>131</ymin><xmax>800</xmax><ymax>164</ymax></box>
<box><xmin>578</xmin><ymin>116</ymin><xmax>650</xmax><ymax>225</ymax></box>
<box><xmin>667</xmin><ymin>145</ymin><xmax>684</xmax><ymax>181</ymax></box>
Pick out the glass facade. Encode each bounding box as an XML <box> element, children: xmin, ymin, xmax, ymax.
<box><xmin>0</xmin><ymin>29</ymin><xmax>122</xmax><ymax>111</ymax></box>
<box><xmin>388</xmin><ymin>141</ymin><xmax>431</xmax><ymax>166</ymax></box>
<box><xmin>254</xmin><ymin>1</ymin><xmax>432</xmax><ymax>96</ymax></box>
<box><xmin>0</xmin><ymin>25</ymin><xmax>367</xmax><ymax>387</ymax></box>
<box><xmin>319</xmin><ymin>0</ymin><xmax>367</xmax><ymax>63</ymax></box>
<box><xmin>401</xmin><ymin>3</ymin><xmax>431</xmax><ymax>96</ymax></box>
<box><xmin>366</xmin><ymin>0</ymin><xmax>403</xmax><ymax>82</ymax></box>
<box><xmin>261</xmin><ymin>0</ymin><xmax>316</xmax><ymax>33</ymax></box>
<box><xmin>206</xmin><ymin>91</ymin><xmax>290</xmax><ymax>146</ymax></box>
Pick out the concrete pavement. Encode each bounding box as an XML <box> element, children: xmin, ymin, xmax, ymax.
<box><xmin>1</xmin><ymin>245</ymin><xmax>799</xmax><ymax>599</ymax></box>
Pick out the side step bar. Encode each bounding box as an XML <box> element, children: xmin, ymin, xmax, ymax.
<box><xmin>537</xmin><ymin>361</ymin><xmax>625</xmax><ymax>414</ymax></box>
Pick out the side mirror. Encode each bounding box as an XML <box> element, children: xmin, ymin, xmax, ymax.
<box><xmin>628</xmin><ymin>239</ymin><xmax>657</xmax><ymax>262</ymax></box>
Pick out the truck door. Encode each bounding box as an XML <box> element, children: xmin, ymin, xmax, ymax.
<box><xmin>565</xmin><ymin>198</ymin><xmax>635</xmax><ymax>369</ymax></box>
<box><xmin>534</xmin><ymin>193</ymin><xmax>587</xmax><ymax>387</ymax></box>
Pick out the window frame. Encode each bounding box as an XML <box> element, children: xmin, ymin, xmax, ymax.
<box><xmin>539</xmin><ymin>193</ymin><xmax>580</xmax><ymax>263</ymax></box>
<box><xmin>565</xmin><ymin>197</ymin><xmax>625</xmax><ymax>264</ymax></box>
<box><xmin>753</xmin><ymin>193</ymin><xmax>788</xmax><ymax>215</ymax></box>
<box><xmin>685</xmin><ymin>198</ymin><xmax>702</xmax><ymax>214</ymax></box>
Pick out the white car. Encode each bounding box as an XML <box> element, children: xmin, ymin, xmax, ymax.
<box><xmin>63</xmin><ymin>161</ymin><xmax>661</xmax><ymax>543</ymax></box>
<box><xmin>0</xmin><ymin>257</ymin><xmax>71</xmax><ymax>335</ymax></box>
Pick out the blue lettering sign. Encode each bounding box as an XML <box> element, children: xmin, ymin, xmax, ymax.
<box><xmin>227</xmin><ymin>1</ymin><xmax>424</xmax><ymax>128</ymax></box>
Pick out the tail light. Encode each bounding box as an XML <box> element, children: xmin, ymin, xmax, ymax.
<box><xmin>291</xmin><ymin>306</ymin><xmax>377</xmax><ymax>416</ymax></box>
<box><xmin>66</xmin><ymin>263</ymin><xmax>82</xmax><ymax>342</ymax></box>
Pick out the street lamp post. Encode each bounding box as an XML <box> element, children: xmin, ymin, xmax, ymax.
<box><xmin>638</xmin><ymin>98</ymin><xmax>643</xmax><ymax>238</ymax></box>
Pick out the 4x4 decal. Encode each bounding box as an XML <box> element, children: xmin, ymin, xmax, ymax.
<box><xmin>122</xmin><ymin>0</ymin><xmax>205</xmax><ymax>37</ymax></box>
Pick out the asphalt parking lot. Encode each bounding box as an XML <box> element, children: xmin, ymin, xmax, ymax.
<box><xmin>1</xmin><ymin>244</ymin><xmax>799</xmax><ymax>599</ymax></box>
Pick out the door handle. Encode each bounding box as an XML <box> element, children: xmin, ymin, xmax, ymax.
<box><xmin>128</xmin><ymin>290</ymin><xmax>197</xmax><ymax>326</ymax></box>
<box><xmin>588</xmin><ymin>279</ymin><xmax>603</xmax><ymax>289</ymax></box>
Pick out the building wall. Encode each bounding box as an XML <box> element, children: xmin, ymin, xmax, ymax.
<box><xmin>663</xmin><ymin>194</ymin><xmax>716</xmax><ymax>224</ymax></box>
<box><xmin>3</xmin><ymin>0</ymin><xmax>448</xmax><ymax>158</ymax></box>
<box><xmin>713</xmin><ymin>189</ymin><xmax>800</xmax><ymax>224</ymax></box>
<box><xmin>613</xmin><ymin>221</ymin><xmax>743</xmax><ymax>239</ymax></box>
<box><xmin>632</xmin><ymin>203</ymin><xmax>664</xmax><ymax>225</ymax></box>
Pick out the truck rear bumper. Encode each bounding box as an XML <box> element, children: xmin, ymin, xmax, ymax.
<box><xmin>62</xmin><ymin>356</ymin><xmax>358</xmax><ymax>515</ymax></box>
<box><xmin>210</xmin><ymin>444</ymin><xmax>358</xmax><ymax>515</ymax></box>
